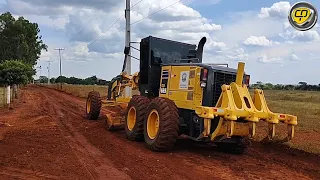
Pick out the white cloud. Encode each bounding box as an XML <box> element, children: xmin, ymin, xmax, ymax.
<box><xmin>3</xmin><ymin>0</ymin><xmax>320</xmax><ymax>84</ymax></box>
<box><xmin>283</xmin><ymin>21</ymin><xmax>291</xmax><ymax>29</ymax></box>
<box><xmin>279</xmin><ymin>30</ymin><xmax>320</xmax><ymax>41</ymax></box>
<box><xmin>258</xmin><ymin>1</ymin><xmax>291</xmax><ymax>19</ymax></box>
<box><xmin>4</xmin><ymin>0</ymin><xmax>225</xmax><ymax>55</ymax></box>
<box><xmin>291</xmin><ymin>54</ymin><xmax>300</xmax><ymax>61</ymax></box>
<box><xmin>243</xmin><ymin>36</ymin><xmax>279</xmax><ymax>47</ymax></box>
<box><xmin>3</xmin><ymin>0</ymin><xmax>227</xmax><ymax>79</ymax></box>
<box><xmin>214</xmin><ymin>15</ymin><xmax>284</xmax><ymax>46</ymax></box>
<box><xmin>205</xmin><ymin>39</ymin><xmax>226</xmax><ymax>52</ymax></box>
<box><xmin>250</xmin><ymin>38</ymin><xmax>320</xmax><ymax>61</ymax></box>
<box><xmin>6</xmin><ymin>0</ymin><xmax>121</xmax><ymax>14</ymax></box>
<box><xmin>257</xmin><ymin>54</ymin><xmax>283</xmax><ymax>64</ymax></box>
<box><xmin>226</xmin><ymin>48</ymin><xmax>249</xmax><ymax>61</ymax></box>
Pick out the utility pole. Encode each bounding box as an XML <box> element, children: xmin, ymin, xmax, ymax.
<box><xmin>124</xmin><ymin>0</ymin><xmax>132</xmax><ymax>97</ymax></box>
<box><xmin>37</xmin><ymin>65</ymin><xmax>42</xmax><ymax>82</ymax></box>
<box><xmin>46</xmin><ymin>61</ymin><xmax>53</xmax><ymax>85</ymax></box>
<box><xmin>54</xmin><ymin>48</ymin><xmax>65</xmax><ymax>89</ymax></box>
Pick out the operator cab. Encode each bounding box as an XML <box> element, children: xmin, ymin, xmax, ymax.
<box><xmin>138</xmin><ymin>36</ymin><xmax>250</xmax><ymax>105</ymax></box>
<box><xmin>139</xmin><ymin>36</ymin><xmax>197</xmax><ymax>97</ymax></box>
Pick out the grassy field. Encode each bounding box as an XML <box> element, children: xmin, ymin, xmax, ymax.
<box><xmin>44</xmin><ymin>84</ymin><xmax>109</xmax><ymax>98</ymax></box>
<box><xmin>263</xmin><ymin>90</ymin><xmax>320</xmax><ymax>154</ymax></box>
<box><xmin>42</xmin><ymin>84</ymin><xmax>320</xmax><ymax>154</ymax></box>
<box><xmin>264</xmin><ymin>90</ymin><xmax>320</xmax><ymax>132</ymax></box>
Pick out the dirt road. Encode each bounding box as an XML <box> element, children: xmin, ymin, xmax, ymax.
<box><xmin>0</xmin><ymin>85</ymin><xmax>319</xmax><ymax>180</ymax></box>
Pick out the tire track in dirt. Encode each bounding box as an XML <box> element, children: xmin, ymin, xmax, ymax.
<box><xmin>0</xmin><ymin>167</ymin><xmax>60</xmax><ymax>180</ymax></box>
<box><xmin>40</xmin><ymin>87</ymin><xmax>131</xmax><ymax>180</ymax></box>
<box><xmin>0</xmin><ymin>86</ymin><xmax>130</xmax><ymax>180</ymax></box>
<box><xmin>37</xmin><ymin>86</ymin><xmax>320</xmax><ymax>180</ymax></box>
<box><xmin>0</xmin><ymin>88</ymin><xmax>91</xmax><ymax>180</ymax></box>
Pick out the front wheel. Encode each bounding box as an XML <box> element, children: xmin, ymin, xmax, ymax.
<box><xmin>144</xmin><ymin>97</ymin><xmax>179</xmax><ymax>151</ymax></box>
<box><xmin>125</xmin><ymin>95</ymin><xmax>150</xmax><ymax>141</ymax></box>
<box><xmin>86</xmin><ymin>91</ymin><xmax>102</xmax><ymax>120</ymax></box>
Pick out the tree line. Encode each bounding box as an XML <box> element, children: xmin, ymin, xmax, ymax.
<box><xmin>38</xmin><ymin>74</ymin><xmax>320</xmax><ymax>91</ymax></box>
<box><xmin>38</xmin><ymin>75</ymin><xmax>110</xmax><ymax>86</ymax></box>
<box><xmin>250</xmin><ymin>81</ymin><xmax>320</xmax><ymax>91</ymax></box>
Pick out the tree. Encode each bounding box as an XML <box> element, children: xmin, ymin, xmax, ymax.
<box><xmin>298</xmin><ymin>82</ymin><xmax>307</xmax><ymax>86</ymax></box>
<box><xmin>0</xmin><ymin>12</ymin><xmax>48</xmax><ymax>66</ymax></box>
<box><xmin>264</xmin><ymin>83</ymin><xmax>274</xmax><ymax>90</ymax></box>
<box><xmin>83</xmin><ymin>75</ymin><xmax>98</xmax><ymax>85</ymax></box>
<box><xmin>284</xmin><ymin>85</ymin><xmax>295</xmax><ymax>90</ymax></box>
<box><xmin>55</xmin><ymin>76</ymin><xmax>68</xmax><ymax>84</ymax></box>
<box><xmin>0</xmin><ymin>60</ymin><xmax>35</xmax><ymax>85</ymax></box>
<box><xmin>274</xmin><ymin>84</ymin><xmax>283</xmax><ymax>90</ymax></box>
<box><xmin>50</xmin><ymin>77</ymin><xmax>56</xmax><ymax>83</ymax></box>
<box><xmin>48</xmin><ymin>75</ymin><xmax>110</xmax><ymax>85</ymax></box>
<box><xmin>39</xmin><ymin>76</ymin><xmax>48</xmax><ymax>83</ymax></box>
<box><xmin>68</xmin><ymin>76</ymin><xmax>83</xmax><ymax>84</ymax></box>
<box><xmin>298</xmin><ymin>81</ymin><xmax>308</xmax><ymax>90</ymax></box>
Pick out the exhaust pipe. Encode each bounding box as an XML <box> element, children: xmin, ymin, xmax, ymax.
<box><xmin>196</xmin><ymin>37</ymin><xmax>207</xmax><ymax>63</ymax></box>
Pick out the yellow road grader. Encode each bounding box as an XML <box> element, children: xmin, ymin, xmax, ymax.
<box><xmin>85</xmin><ymin>36</ymin><xmax>298</xmax><ymax>153</ymax></box>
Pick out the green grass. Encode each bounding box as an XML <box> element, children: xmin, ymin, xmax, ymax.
<box><xmin>44</xmin><ymin>84</ymin><xmax>109</xmax><ymax>98</ymax></box>
<box><xmin>263</xmin><ymin>90</ymin><xmax>320</xmax><ymax>132</ymax></box>
<box><xmin>262</xmin><ymin>90</ymin><xmax>320</xmax><ymax>154</ymax></box>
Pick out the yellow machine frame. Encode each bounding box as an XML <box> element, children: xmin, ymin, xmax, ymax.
<box><xmin>157</xmin><ymin>62</ymin><xmax>297</xmax><ymax>141</ymax></box>
<box><xmin>99</xmin><ymin>62</ymin><xmax>297</xmax><ymax>142</ymax></box>
<box><xmin>100</xmin><ymin>71</ymin><xmax>139</xmax><ymax>129</ymax></box>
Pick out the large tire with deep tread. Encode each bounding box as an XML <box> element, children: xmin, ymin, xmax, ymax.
<box><xmin>86</xmin><ymin>91</ymin><xmax>102</xmax><ymax>120</ymax></box>
<box><xmin>144</xmin><ymin>97</ymin><xmax>179</xmax><ymax>151</ymax></box>
<box><xmin>125</xmin><ymin>95</ymin><xmax>150</xmax><ymax>141</ymax></box>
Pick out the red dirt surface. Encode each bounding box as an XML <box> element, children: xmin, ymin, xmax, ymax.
<box><xmin>0</xmin><ymin>85</ymin><xmax>320</xmax><ymax>180</ymax></box>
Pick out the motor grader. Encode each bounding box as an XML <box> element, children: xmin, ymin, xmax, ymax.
<box><xmin>85</xmin><ymin>36</ymin><xmax>298</xmax><ymax>153</ymax></box>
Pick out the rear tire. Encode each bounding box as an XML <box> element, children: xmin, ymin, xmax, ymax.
<box><xmin>144</xmin><ymin>97</ymin><xmax>179</xmax><ymax>151</ymax></box>
<box><xmin>86</xmin><ymin>91</ymin><xmax>101</xmax><ymax>120</ymax></box>
<box><xmin>125</xmin><ymin>95</ymin><xmax>150</xmax><ymax>141</ymax></box>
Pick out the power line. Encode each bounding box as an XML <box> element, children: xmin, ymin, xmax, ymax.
<box><xmin>90</xmin><ymin>15</ymin><xmax>124</xmax><ymax>45</ymax></box>
<box><xmin>90</xmin><ymin>0</ymin><xmax>182</xmax><ymax>46</ymax></box>
<box><xmin>89</xmin><ymin>0</ymin><xmax>144</xmax><ymax>46</ymax></box>
<box><xmin>131</xmin><ymin>0</ymin><xmax>144</xmax><ymax>9</ymax></box>
<box><xmin>83</xmin><ymin>0</ymin><xmax>182</xmax><ymax>52</ymax></box>
<box><xmin>131</xmin><ymin>0</ymin><xmax>182</xmax><ymax>25</ymax></box>
<box><xmin>88</xmin><ymin>0</ymin><xmax>144</xmax><ymax>45</ymax></box>
<box><xmin>46</xmin><ymin>61</ymin><xmax>53</xmax><ymax>84</ymax></box>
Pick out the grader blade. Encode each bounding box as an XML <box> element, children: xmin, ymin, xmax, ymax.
<box><xmin>100</xmin><ymin>99</ymin><xmax>128</xmax><ymax>130</ymax></box>
<box><xmin>195</xmin><ymin>62</ymin><xmax>298</xmax><ymax>142</ymax></box>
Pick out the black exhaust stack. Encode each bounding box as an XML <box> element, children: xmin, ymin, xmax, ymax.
<box><xmin>196</xmin><ymin>37</ymin><xmax>207</xmax><ymax>63</ymax></box>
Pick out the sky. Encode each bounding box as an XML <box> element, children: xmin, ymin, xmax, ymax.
<box><xmin>0</xmin><ymin>0</ymin><xmax>319</xmax><ymax>85</ymax></box>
